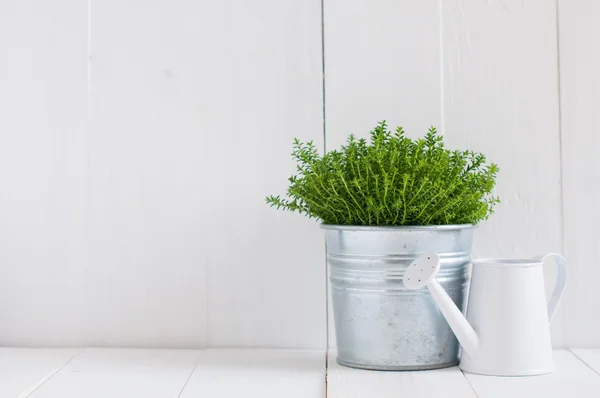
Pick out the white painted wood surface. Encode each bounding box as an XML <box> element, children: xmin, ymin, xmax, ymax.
<box><xmin>0</xmin><ymin>349</ymin><xmax>598</xmax><ymax>397</ymax></box>
<box><xmin>571</xmin><ymin>349</ymin><xmax>600</xmax><ymax>374</ymax></box>
<box><xmin>570</xmin><ymin>348</ymin><xmax>600</xmax><ymax>375</ymax></box>
<box><xmin>0</xmin><ymin>349</ymin><xmax>79</xmax><ymax>398</ymax></box>
<box><xmin>328</xmin><ymin>349</ymin><xmax>600</xmax><ymax>398</ymax></box>
<box><xmin>324</xmin><ymin>0</ymin><xmax>441</xmax><ymax>149</ymax></box>
<box><xmin>441</xmin><ymin>0</ymin><xmax>564</xmax><ymax>345</ymax></box>
<box><xmin>327</xmin><ymin>351</ymin><xmax>476</xmax><ymax>398</ymax></box>
<box><xmin>179</xmin><ymin>349</ymin><xmax>325</xmax><ymax>398</ymax></box>
<box><xmin>198</xmin><ymin>0</ymin><xmax>325</xmax><ymax>349</ymax></box>
<box><xmin>0</xmin><ymin>0</ymin><xmax>324</xmax><ymax>348</ymax></box>
<box><xmin>323</xmin><ymin>0</ymin><xmax>441</xmax><ymax>348</ymax></box>
<box><xmin>28</xmin><ymin>349</ymin><xmax>200</xmax><ymax>398</ymax></box>
<box><xmin>0</xmin><ymin>0</ymin><xmax>89</xmax><ymax>346</ymax></box>
<box><xmin>90</xmin><ymin>0</ymin><xmax>324</xmax><ymax>349</ymax></box>
<box><xmin>0</xmin><ymin>349</ymin><xmax>324</xmax><ymax>398</ymax></box>
<box><xmin>464</xmin><ymin>350</ymin><xmax>600</xmax><ymax>398</ymax></box>
<box><xmin>558</xmin><ymin>0</ymin><xmax>600</xmax><ymax>348</ymax></box>
<box><xmin>0</xmin><ymin>0</ymin><xmax>598</xmax><ymax>350</ymax></box>
<box><xmin>89</xmin><ymin>0</ymin><xmax>215</xmax><ymax>348</ymax></box>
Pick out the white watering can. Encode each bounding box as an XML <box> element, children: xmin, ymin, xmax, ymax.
<box><xmin>403</xmin><ymin>253</ymin><xmax>568</xmax><ymax>376</ymax></box>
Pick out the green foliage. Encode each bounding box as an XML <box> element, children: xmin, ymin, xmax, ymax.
<box><xmin>266</xmin><ymin>121</ymin><xmax>499</xmax><ymax>226</ymax></box>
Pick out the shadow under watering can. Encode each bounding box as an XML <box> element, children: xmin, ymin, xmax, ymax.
<box><xmin>403</xmin><ymin>253</ymin><xmax>568</xmax><ymax>376</ymax></box>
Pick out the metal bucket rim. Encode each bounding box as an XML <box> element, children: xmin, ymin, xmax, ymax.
<box><xmin>320</xmin><ymin>223</ymin><xmax>476</xmax><ymax>231</ymax></box>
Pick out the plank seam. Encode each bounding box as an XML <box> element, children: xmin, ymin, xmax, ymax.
<box><xmin>554</xmin><ymin>0</ymin><xmax>568</xmax><ymax>347</ymax></box>
<box><xmin>438</xmin><ymin>0</ymin><xmax>445</xmax><ymax>135</ymax></box>
<box><xmin>322</xmin><ymin>0</ymin><xmax>330</xmax><ymax>354</ymax></box>
<box><xmin>20</xmin><ymin>348</ymin><xmax>85</xmax><ymax>398</ymax></box>
<box><xmin>85</xmin><ymin>0</ymin><xmax>93</xmax><ymax>349</ymax></box>
<box><xmin>568</xmin><ymin>349</ymin><xmax>600</xmax><ymax>377</ymax></box>
<box><xmin>321</xmin><ymin>0</ymin><xmax>327</xmax><ymax>153</ymax></box>
<box><xmin>176</xmin><ymin>359</ymin><xmax>200</xmax><ymax>397</ymax></box>
<box><xmin>205</xmin><ymin>228</ymin><xmax>210</xmax><ymax>345</ymax></box>
<box><xmin>459</xmin><ymin>369</ymin><xmax>480</xmax><ymax>398</ymax></box>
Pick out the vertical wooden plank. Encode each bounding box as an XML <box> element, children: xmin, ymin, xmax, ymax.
<box><xmin>324</xmin><ymin>0</ymin><xmax>442</xmax><ymax>149</ymax></box>
<box><xmin>89</xmin><ymin>0</ymin><xmax>210</xmax><ymax>347</ymax></box>
<box><xmin>559</xmin><ymin>0</ymin><xmax>600</xmax><ymax>348</ymax></box>
<box><xmin>179</xmin><ymin>349</ymin><xmax>325</xmax><ymax>398</ymax></box>
<box><xmin>203</xmin><ymin>1</ymin><xmax>325</xmax><ymax>348</ymax></box>
<box><xmin>91</xmin><ymin>0</ymin><xmax>325</xmax><ymax>348</ymax></box>
<box><xmin>0</xmin><ymin>0</ymin><xmax>88</xmax><ymax>345</ymax></box>
<box><xmin>442</xmin><ymin>0</ymin><xmax>563</xmax><ymax>345</ymax></box>
<box><xmin>323</xmin><ymin>0</ymin><xmax>441</xmax><ymax>348</ymax></box>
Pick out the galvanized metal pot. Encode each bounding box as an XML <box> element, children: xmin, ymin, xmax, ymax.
<box><xmin>322</xmin><ymin>224</ymin><xmax>475</xmax><ymax>371</ymax></box>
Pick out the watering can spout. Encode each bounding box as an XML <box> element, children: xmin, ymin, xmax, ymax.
<box><xmin>426</xmin><ymin>276</ymin><xmax>479</xmax><ymax>356</ymax></box>
<box><xmin>403</xmin><ymin>253</ymin><xmax>479</xmax><ymax>357</ymax></box>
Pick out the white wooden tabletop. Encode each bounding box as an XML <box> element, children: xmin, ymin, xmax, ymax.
<box><xmin>1</xmin><ymin>348</ymin><xmax>598</xmax><ymax>397</ymax></box>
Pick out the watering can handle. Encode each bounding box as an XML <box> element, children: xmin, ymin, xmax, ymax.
<box><xmin>533</xmin><ymin>253</ymin><xmax>568</xmax><ymax>324</ymax></box>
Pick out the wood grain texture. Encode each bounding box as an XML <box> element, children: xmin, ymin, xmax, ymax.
<box><xmin>0</xmin><ymin>0</ymin><xmax>596</xmax><ymax>351</ymax></box>
<box><xmin>324</xmin><ymin>0</ymin><xmax>441</xmax><ymax>150</ymax></box>
<box><xmin>89</xmin><ymin>0</ymin><xmax>324</xmax><ymax>348</ymax></box>
<box><xmin>179</xmin><ymin>349</ymin><xmax>325</xmax><ymax>398</ymax></box>
<box><xmin>89</xmin><ymin>0</ymin><xmax>211</xmax><ymax>347</ymax></box>
<box><xmin>201</xmin><ymin>0</ymin><xmax>325</xmax><ymax>348</ymax></box>
<box><xmin>28</xmin><ymin>349</ymin><xmax>199</xmax><ymax>398</ymax></box>
<box><xmin>324</xmin><ymin>0</ymin><xmax>441</xmax><ymax>348</ymax></box>
<box><xmin>0</xmin><ymin>0</ymin><xmax>89</xmax><ymax>346</ymax></box>
<box><xmin>559</xmin><ymin>0</ymin><xmax>600</xmax><ymax>348</ymax></box>
<box><xmin>441</xmin><ymin>0</ymin><xmax>564</xmax><ymax>345</ymax></box>
<box><xmin>464</xmin><ymin>350</ymin><xmax>600</xmax><ymax>398</ymax></box>
<box><xmin>327</xmin><ymin>351</ymin><xmax>476</xmax><ymax>398</ymax></box>
<box><xmin>0</xmin><ymin>349</ymin><xmax>78</xmax><ymax>398</ymax></box>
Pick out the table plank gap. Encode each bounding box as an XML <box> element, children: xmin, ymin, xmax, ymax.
<box><xmin>21</xmin><ymin>349</ymin><xmax>83</xmax><ymax>398</ymax></box>
<box><xmin>175</xmin><ymin>362</ymin><xmax>199</xmax><ymax>398</ymax></box>
<box><xmin>459</xmin><ymin>369</ymin><xmax>481</xmax><ymax>398</ymax></box>
<box><xmin>569</xmin><ymin>349</ymin><xmax>600</xmax><ymax>377</ymax></box>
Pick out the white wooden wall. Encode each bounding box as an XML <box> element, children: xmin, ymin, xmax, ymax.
<box><xmin>0</xmin><ymin>0</ymin><xmax>597</xmax><ymax>349</ymax></box>
<box><xmin>559</xmin><ymin>0</ymin><xmax>600</xmax><ymax>348</ymax></box>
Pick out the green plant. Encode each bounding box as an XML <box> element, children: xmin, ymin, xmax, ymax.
<box><xmin>266</xmin><ymin>121</ymin><xmax>499</xmax><ymax>226</ymax></box>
